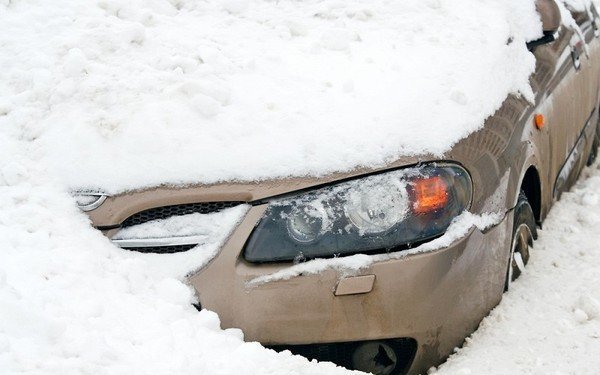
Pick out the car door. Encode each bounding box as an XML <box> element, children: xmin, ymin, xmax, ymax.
<box><xmin>533</xmin><ymin>8</ymin><xmax>599</xmax><ymax>200</ymax></box>
<box><xmin>556</xmin><ymin>9</ymin><xmax>600</xmax><ymax>196</ymax></box>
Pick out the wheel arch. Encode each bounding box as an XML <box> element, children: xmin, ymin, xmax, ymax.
<box><xmin>520</xmin><ymin>166</ymin><xmax>542</xmax><ymax>224</ymax></box>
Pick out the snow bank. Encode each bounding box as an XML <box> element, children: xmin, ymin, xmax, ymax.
<box><xmin>1</xmin><ymin>0</ymin><xmax>542</xmax><ymax>193</ymax></box>
<box><xmin>0</xmin><ymin>153</ymin><xmax>358</xmax><ymax>374</ymax></box>
<box><xmin>434</xmin><ymin>163</ymin><xmax>600</xmax><ymax>374</ymax></box>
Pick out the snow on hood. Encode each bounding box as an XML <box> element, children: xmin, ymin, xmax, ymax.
<box><xmin>0</xmin><ymin>0</ymin><xmax>543</xmax><ymax>193</ymax></box>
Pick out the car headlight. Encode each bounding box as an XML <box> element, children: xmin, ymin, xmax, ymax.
<box><xmin>72</xmin><ymin>192</ymin><xmax>108</xmax><ymax>211</ymax></box>
<box><xmin>244</xmin><ymin>163</ymin><xmax>472</xmax><ymax>263</ymax></box>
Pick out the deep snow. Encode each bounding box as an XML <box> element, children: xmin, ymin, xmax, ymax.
<box><xmin>1</xmin><ymin>0</ymin><xmax>542</xmax><ymax>193</ymax></box>
<box><xmin>0</xmin><ymin>144</ymin><xmax>358</xmax><ymax>374</ymax></box>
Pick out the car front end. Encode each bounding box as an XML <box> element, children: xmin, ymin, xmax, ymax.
<box><xmin>80</xmin><ymin>151</ymin><xmax>516</xmax><ymax>374</ymax></box>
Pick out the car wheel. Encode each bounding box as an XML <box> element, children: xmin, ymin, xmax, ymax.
<box><xmin>505</xmin><ymin>191</ymin><xmax>537</xmax><ymax>291</ymax></box>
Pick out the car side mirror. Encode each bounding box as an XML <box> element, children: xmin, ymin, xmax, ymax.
<box><xmin>527</xmin><ymin>0</ymin><xmax>561</xmax><ymax>51</ymax></box>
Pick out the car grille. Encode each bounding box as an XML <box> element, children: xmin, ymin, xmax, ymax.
<box><xmin>121</xmin><ymin>201</ymin><xmax>244</xmax><ymax>228</ymax></box>
<box><xmin>120</xmin><ymin>244</ymin><xmax>198</xmax><ymax>253</ymax></box>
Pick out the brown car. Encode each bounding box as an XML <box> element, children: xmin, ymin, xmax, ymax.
<box><xmin>76</xmin><ymin>1</ymin><xmax>600</xmax><ymax>374</ymax></box>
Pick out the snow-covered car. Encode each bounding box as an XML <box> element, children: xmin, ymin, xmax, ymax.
<box><xmin>73</xmin><ymin>1</ymin><xmax>600</xmax><ymax>374</ymax></box>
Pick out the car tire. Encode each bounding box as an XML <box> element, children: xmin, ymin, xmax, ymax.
<box><xmin>505</xmin><ymin>191</ymin><xmax>537</xmax><ymax>291</ymax></box>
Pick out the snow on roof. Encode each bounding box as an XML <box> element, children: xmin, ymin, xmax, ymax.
<box><xmin>1</xmin><ymin>0</ymin><xmax>543</xmax><ymax>193</ymax></box>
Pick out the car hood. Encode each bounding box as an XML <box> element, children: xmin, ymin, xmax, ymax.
<box><xmin>8</xmin><ymin>0</ymin><xmax>543</xmax><ymax>196</ymax></box>
<box><xmin>88</xmin><ymin>155</ymin><xmax>422</xmax><ymax>228</ymax></box>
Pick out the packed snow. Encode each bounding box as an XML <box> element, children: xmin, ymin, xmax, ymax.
<box><xmin>113</xmin><ymin>208</ymin><xmax>249</xmax><ymax>241</ymax></box>
<box><xmin>1</xmin><ymin>0</ymin><xmax>542</xmax><ymax>193</ymax></box>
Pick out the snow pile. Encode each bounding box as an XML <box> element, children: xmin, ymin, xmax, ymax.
<box><xmin>112</xmin><ymin>205</ymin><xmax>249</xmax><ymax>279</ymax></box>
<box><xmin>434</xmin><ymin>164</ymin><xmax>600</xmax><ymax>374</ymax></box>
<box><xmin>113</xmin><ymin>208</ymin><xmax>249</xmax><ymax>241</ymax></box>
<box><xmin>0</xmin><ymin>0</ymin><xmax>542</xmax><ymax>193</ymax></box>
<box><xmin>0</xmin><ymin>156</ymin><xmax>356</xmax><ymax>373</ymax></box>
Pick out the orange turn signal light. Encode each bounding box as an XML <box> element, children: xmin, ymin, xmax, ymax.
<box><xmin>411</xmin><ymin>176</ymin><xmax>449</xmax><ymax>214</ymax></box>
<box><xmin>534</xmin><ymin>114</ymin><xmax>545</xmax><ymax>129</ymax></box>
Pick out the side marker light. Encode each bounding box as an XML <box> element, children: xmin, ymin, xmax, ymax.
<box><xmin>534</xmin><ymin>114</ymin><xmax>545</xmax><ymax>129</ymax></box>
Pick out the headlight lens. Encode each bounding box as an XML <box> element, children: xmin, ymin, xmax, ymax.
<box><xmin>286</xmin><ymin>204</ymin><xmax>327</xmax><ymax>243</ymax></box>
<box><xmin>244</xmin><ymin>164</ymin><xmax>472</xmax><ymax>263</ymax></box>
<box><xmin>72</xmin><ymin>192</ymin><xmax>108</xmax><ymax>211</ymax></box>
<box><xmin>344</xmin><ymin>176</ymin><xmax>410</xmax><ymax>235</ymax></box>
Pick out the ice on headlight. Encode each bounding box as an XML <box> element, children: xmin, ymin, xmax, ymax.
<box><xmin>344</xmin><ymin>176</ymin><xmax>409</xmax><ymax>236</ymax></box>
<box><xmin>276</xmin><ymin>171</ymin><xmax>410</xmax><ymax>239</ymax></box>
<box><xmin>281</xmin><ymin>176</ymin><xmax>410</xmax><ymax>240</ymax></box>
<box><xmin>245</xmin><ymin>164</ymin><xmax>472</xmax><ymax>262</ymax></box>
<box><xmin>286</xmin><ymin>203</ymin><xmax>328</xmax><ymax>243</ymax></box>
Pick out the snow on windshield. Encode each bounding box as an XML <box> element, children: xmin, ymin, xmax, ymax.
<box><xmin>1</xmin><ymin>0</ymin><xmax>542</xmax><ymax>193</ymax></box>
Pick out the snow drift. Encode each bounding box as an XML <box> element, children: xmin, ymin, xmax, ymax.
<box><xmin>1</xmin><ymin>0</ymin><xmax>542</xmax><ymax>193</ymax></box>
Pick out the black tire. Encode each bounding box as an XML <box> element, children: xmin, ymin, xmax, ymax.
<box><xmin>505</xmin><ymin>191</ymin><xmax>537</xmax><ymax>291</ymax></box>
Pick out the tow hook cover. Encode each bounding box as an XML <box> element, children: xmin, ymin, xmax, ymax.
<box><xmin>334</xmin><ymin>275</ymin><xmax>376</xmax><ymax>296</ymax></box>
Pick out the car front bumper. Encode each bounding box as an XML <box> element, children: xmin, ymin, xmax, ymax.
<box><xmin>188</xmin><ymin>205</ymin><xmax>512</xmax><ymax>374</ymax></box>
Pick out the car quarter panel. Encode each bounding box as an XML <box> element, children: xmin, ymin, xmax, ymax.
<box><xmin>449</xmin><ymin>22</ymin><xmax>600</xmax><ymax>225</ymax></box>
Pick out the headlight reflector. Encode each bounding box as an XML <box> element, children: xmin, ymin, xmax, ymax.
<box><xmin>244</xmin><ymin>163</ymin><xmax>472</xmax><ymax>263</ymax></box>
<box><xmin>344</xmin><ymin>176</ymin><xmax>409</xmax><ymax>235</ymax></box>
<box><xmin>286</xmin><ymin>204</ymin><xmax>326</xmax><ymax>243</ymax></box>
